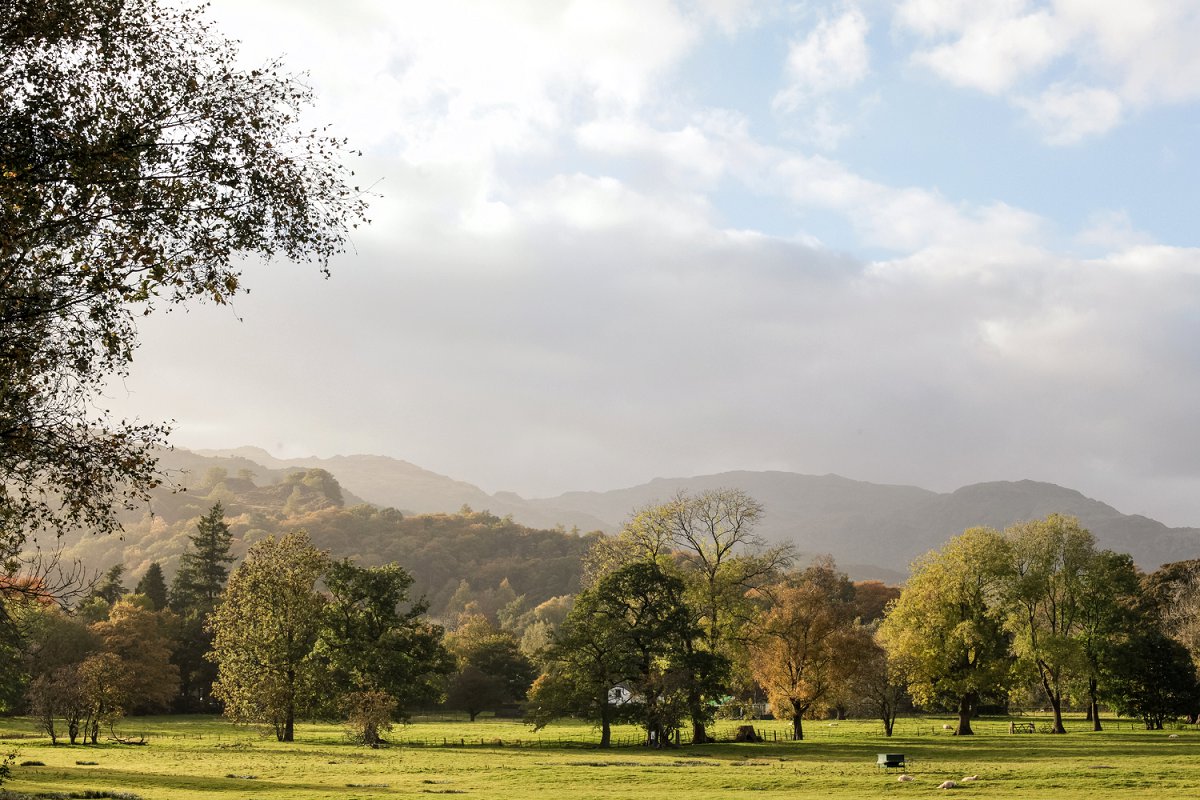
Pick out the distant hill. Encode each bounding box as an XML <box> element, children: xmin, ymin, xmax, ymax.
<box><xmin>196</xmin><ymin>449</ymin><xmax>1200</xmax><ymax>578</ymax></box>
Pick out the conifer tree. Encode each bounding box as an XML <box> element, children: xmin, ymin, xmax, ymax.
<box><xmin>134</xmin><ymin>563</ymin><xmax>168</xmax><ymax>611</ymax></box>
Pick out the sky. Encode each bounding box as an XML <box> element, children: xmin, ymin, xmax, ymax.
<box><xmin>112</xmin><ymin>0</ymin><xmax>1200</xmax><ymax>527</ymax></box>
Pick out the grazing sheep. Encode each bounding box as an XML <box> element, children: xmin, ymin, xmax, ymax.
<box><xmin>961</xmin><ymin>775</ymin><xmax>979</xmax><ymax>782</ymax></box>
<box><xmin>938</xmin><ymin>780</ymin><xmax>958</xmax><ymax>789</ymax></box>
<box><xmin>1169</xmin><ymin>733</ymin><xmax>1180</xmax><ymax>739</ymax></box>
<box><xmin>942</xmin><ymin>724</ymin><xmax>953</xmax><ymax>730</ymax></box>
<box><xmin>897</xmin><ymin>774</ymin><xmax>914</xmax><ymax>782</ymax></box>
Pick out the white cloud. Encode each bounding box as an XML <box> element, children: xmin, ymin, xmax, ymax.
<box><xmin>896</xmin><ymin>0</ymin><xmax>1200</xmax><ymax>143</ymax></box>
<box><xmin>909</xmin><ymin>8</ymin><xmax>1065</xmax><ymax>94</ymax></box>
<box><xmin>774</xmin><ymin>7</ymin><xmax>871</xmax><ymax>110</ymax></box>
<box><xmin>1016</xmin><ymin>83</ymin><xmax>1123</xmax><ymax>145</ymax></box>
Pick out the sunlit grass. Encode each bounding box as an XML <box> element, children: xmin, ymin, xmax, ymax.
<box><xmin>1</xmin><ymin>713</ymin><xmax>1196</xmax><ymax>799</ymax></box>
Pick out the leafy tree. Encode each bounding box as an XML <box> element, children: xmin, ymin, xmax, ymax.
<box><xmin>526</xmin><ymin>585</ymin><xmax>642</xmax><ymax>746</ymax></box>
<box><xmin>134</xmin><ymin>562</ymin><xmax>168</xmax><ymax>611</ymax></box>
<box><xmin>847</xmin><ymin>631</ymin><xmax>908</xmax><ymax>737</ymax></box>
<box><xmin>1104</xmin><ymin>627</ymin><xmax>1200</xmax><ymax>730</ymax></box>
<box><xmin>0</xmin><ymin>0</ymin><xmax>366</xmax><ymax>562</ymax></box>
<box><xmin>878</xmin><ymin>527</ymin><xmax>1013</xmax><ymax>735</ymax></box>
<box><xmin>77</xmin><ymin>651</ymin><xmax>130</xmax><ymax>744</ymax></box>
<box><xmin>317</xmin><ymin>559</ymin><xmax>451</xmax><ymax>743</ymax></box>
<box><xmin>1076</xmin><ymin>550</ymin><xmax>1141</xmax><ymax>730</ymax></box>
<box><xmin>444</xmin><ymin>615</ymin><xmax>535</xmax><ymax>721</ymax></box>
<box><xmin>1001</xmin><ymin>514</ymin><xmax>1096</xmax><ymax>734</ymax></box>
<box><xmin>586</xmin><ymin>489</ymin><xmax>788</xmax><ymax>743</ymax></box>
<box><xmin>90</xmin><ymin>598</ymin><xmax>178</xmax><ymax>714</ymax></box>
<box><xmin>209</xmin><ymin>531</ymin><xmax>329</xmax><ymax>741</ymax></box>
<box><xmin>749</xmin><ymin>563</ymin><xmax>864</xmax><ymax>740</ymax></box>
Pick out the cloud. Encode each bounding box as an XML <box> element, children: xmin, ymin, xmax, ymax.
<box><xmin>895</xmin><ymin>0</ymin><xmax>1200</xmax><ymax>143</ymax></box>
<box><xmin>775</xmin><ymin>7</ymin><xmax>871</xmax><ymax>107</ymax></box>
<box><xmin>1016</xmin><ymin>83</ymin><xmax>1123</xmax><ymax>145</ymax></box>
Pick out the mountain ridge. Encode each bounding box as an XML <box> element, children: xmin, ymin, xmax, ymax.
<box><xmin>191</xmin><ymin>447</ymin><xmax>1200</xmax><ymax>577</ymax></box>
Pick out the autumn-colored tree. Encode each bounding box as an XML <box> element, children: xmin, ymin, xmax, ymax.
<box><xmin>878</xmin><ymin>527</ymin><xmax>1013</xmax><ymax>735</ymax></box>
<box><xmin>750</xmin><ymin>563</ymin><xmax>864</xmax><ymax>740</ymax></box>
<box><xmin>209</xmin><ymin>532</ymin><xmax>329</xmax><ymax>741</ymax></box>
<box><xmin>90</xmin><ymin>598</ymin><xmax>179</xmax><ymax>714</ymax></box>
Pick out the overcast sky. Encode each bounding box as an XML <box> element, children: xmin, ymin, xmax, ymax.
<box><xmin>112</xmin><ymin>0</ymin><xmax>1200</xmax><ymax>526</ymax></box>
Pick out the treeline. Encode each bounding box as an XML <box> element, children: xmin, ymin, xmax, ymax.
<box><xmin>5</xmin><ymin>491</ymin><xmax>1200</xmax><ymax>749</ymax></box>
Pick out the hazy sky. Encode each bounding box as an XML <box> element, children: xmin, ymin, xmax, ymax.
<box><xmin>113</xmin><ymin>1</ymin><xmax>1200</xmax><ymax>526</ymax></box>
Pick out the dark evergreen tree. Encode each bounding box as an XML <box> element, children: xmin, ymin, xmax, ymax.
<box><xmin>172</xmin><ymin>503</ymin><xmax>235</xmax><ymax>609</ymax></box>
<box><xmin>134</xmin><ymin>563</ymin><xmax>169</xmax><ymax>611</ymax></box>
<box><xmin>168</xmin><ymin>503</ymin><xmax>235</xmax><ymax>710</ymax></box>
<box><xmin>90</xmin><ymin>565</ymin><xmax>126</xmax><ymax>605</ymax></box>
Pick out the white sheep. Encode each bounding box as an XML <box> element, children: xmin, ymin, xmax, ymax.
<box><xmin>1169</xmin><ymin>733</ymin><xmax>1180</xmax><ymax>739</ymax></box>
<box><xmin>961</xmin><ymin>775</ymin><xmax>979</xmax><ymax>782</ymax></box>
<box><xmin>942</xmin><ymin>724</ymin><xmax>953</xmax><ymax>730</ymax></box>
<box><xmin>938</xmin><ymin>780</ymin><xmax>958</xmax><ymax>789</ymax></box>
<box><xmin>897</xmin><ymin>774</ymin><xmax>914</xmax><ymax>782</ymax></box>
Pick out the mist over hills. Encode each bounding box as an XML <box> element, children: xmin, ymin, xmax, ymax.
<box><xmin>196</xmin><ymin>447</ymin><xmax>1200</xmax><ymax>578</ymax></box>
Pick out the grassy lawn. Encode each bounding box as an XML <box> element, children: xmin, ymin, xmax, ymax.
<box><xmin>1</xmin><ymin>713</ymin><xmax>1196</xmax><ymax>799</ymax></box>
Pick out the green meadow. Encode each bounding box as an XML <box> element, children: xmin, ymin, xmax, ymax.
<box><xmin>2</xmin><ymin>714</ymin><xmax>1196</xmax><ymax>799</ymax></box>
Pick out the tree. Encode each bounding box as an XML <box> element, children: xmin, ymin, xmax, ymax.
<box><xmin>317</xmin><ymin>559</ymin><xmax>451</xmax><ymax>744</ymax></box>
<box><xmin>444</xmin><ymin>615</ymin><xmax>535</xmax><ymax>722</ymax></box>
<box><xmin>209</xmin><ymin>531</ymin><xmax>329</xmax><ymax>741</ymax></box>
<box><xmin>1104</xmin><ymin>627</ymin><xmax>1200</xmax><ymax>730</ymax></box>
<box><xmin>749</xmin><ymin>563</ymin><xmax>864</xmax><ymax>740</ymax></box>
<box><xmin>170</xmin><ymin>503</ymin><xmax>235</xmax><ymax>710</ymax></box>
<box><xmin>848</xmin><ymin>632</ymin><xmax>908</xmax><ymax>737</ymax></box>
<box><xmin>134</xmin><ymin>562</ymin><xmax>168</xmax><ymax>611</ymax></box>
<box><xmin>0</xmin><ymin>0</ymin><xmax>366</xmax><ymax>561</ymax></box>
<box><xmin>878</xmin><ymin>527</ymin><xmax>1013</xmax><ymax>735</ymax></box>
<box><xmin>525</xmin><ymin>584</ymin><xmax>642</xmax><ymax>747</ymax></box>
<box><xmin>1001</xmin><ymin>514</ymin><xmax>1095</xmax><ymax>734</ymax></box>
<box><xmin>90</xmin><ymin>597</ymin><xmax>178</xmax><ymax>714</ymax></box>
<box><xmin>586</xmin><ymin>489</ymin><xmax>789</xmax><ymax>743</ymax></box>
<box><xmin>1076</xmin><ymin>550</ymin><xmax>1141</xmax><ymax>730</ymax></box>
<box><xmin>90</xmin><ymin>564</ymin><xmax>126</xmax><ymax>605</ymax></box>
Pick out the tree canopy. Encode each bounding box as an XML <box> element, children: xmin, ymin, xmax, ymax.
<box><xmin>0</xmin><ymin>0</ymin><xmax>366</xmax><ymax>561</ymax></box>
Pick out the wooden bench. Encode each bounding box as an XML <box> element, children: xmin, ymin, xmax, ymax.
<box><xmin>877</xmin><ymin>753</ymin><xmax>905</xmax><ymax>769</ymax></box>
<box><xmin>1008</xmin><ymin>722</ymin><xmax>1035</xmax><ymax>733</ymax></box>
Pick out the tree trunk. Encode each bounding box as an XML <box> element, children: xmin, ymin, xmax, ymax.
<box><xmin>883</xmin><ymin>711</ymin><xmax>894</xmax><ymax>737</ymax></box>
<box><xmin>468</xmin><ymin>709</ymin><xmax>479</xmax><ymax>722</ymax></box>
<box><xmin>1039</xmin><ymin>672</ymin><xmax>1066</xmax><ymax>734</ymax></box>
<box><xmin>1089</xmin><ymin>677</ymin><xmax>1102</xmax><ymax>732</ymax></box>
<box><xmin>791</xmin><ymin>701</ymin><xmax>805</xmax><ymax>741</ymax></box>
<box><xmin>284</xmin><ymin>704</ymin><xmax>295</xmax><ymax>742</ymax></box>
<box><xmin>599</xmin><ymin>702</ymin><xmax>612</xmax><ymax>748</ymax></box>
<box><xmin>954</xmin><ymin>693</ymin><xmax>975</xmax><ymax>735</ymax></box>
<box><xmin>688</xmin><ymin>687</ymin><xmax>710</xmax><ymax>744</ymax></box>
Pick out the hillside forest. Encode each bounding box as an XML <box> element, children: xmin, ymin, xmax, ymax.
<box><xmin>5</xmin><ymin>470</ymin><xmax>1200</xmax><ymax>749</ymax></box>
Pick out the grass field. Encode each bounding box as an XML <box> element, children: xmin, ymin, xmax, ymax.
<box><xmin>1</xmin><ymin>713</ymin><xmax>1197</xmax><ymax>799</ymax></box>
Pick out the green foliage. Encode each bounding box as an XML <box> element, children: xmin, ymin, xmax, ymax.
<box><xmin>317</xmin><ymin>559</ymin><xmax>452</xmax><ymax>721</ymax></box>
<box><xmin>133</xmin><ymin>563</ymin><xmax>168</xmax><ymax>611</ymax></box>
<box><xmin>90</xmin><ymin>599</ymin><xmax>179</xmax><ymax>714</ymax></box>
<box><xmin>208</xmin><ymin>531</ymin><xmax>329</xmax><ymax>741</ymax></box>
<box><xmin>171</xmin><ymin>504</ymin><xmax>235</xmax><ymax>611</ymax></box>
<box><xmin>444</xmin><ymin>616</ymin><xmax>535</xmax><ymax>722</ymax></box>
<box><xmin>90</xmin><ymin>565</ymin><xmax>127</xmax><ymax>605</ymax></box>
<box><xmin>1001</xmin><ymin>514</ymin><xmax>1097</xmax><ymax>733</ymax></box>
<box><xmin>0</xmin><ymin>0</ymin><xmax>366</xmax><ymax>556</ymax></box>
<box><xmin>878</xmin><ymin>527</ymin><xmax>1013</xmax><ymax>735</ymax></box>
<box><xmin>1104</xmin><ymin>627</ymin><xmax>1200</xmax><ymax>729</ymax></box>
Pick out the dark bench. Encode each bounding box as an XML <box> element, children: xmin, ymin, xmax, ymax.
<box><xmin>877</xmin><ymin>753</ymin><xmax>905</xmax><ymax>769</ymax></box>
<box><xmin>1009</xmin><ymin>722</ymin><xmax>1035</xmax><ymax>733</ymax></box>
